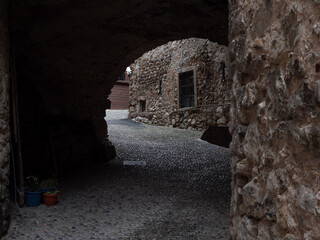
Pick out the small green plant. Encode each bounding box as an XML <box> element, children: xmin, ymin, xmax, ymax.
<box><xmin>45</xmin><ymin>190</ymin><xmax>60</xmax><ymax>195</ymax></box>
<box><xmin>25</xmin><ymin>175</ymin><xmax>41</xmax><ymax>192</ymax></box>
<box><xmin>40</xmin><ymin>178</ymin><xmax>58</xmax><ymax>189</ymax></box>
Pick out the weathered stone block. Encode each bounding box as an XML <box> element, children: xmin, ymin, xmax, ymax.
<box><xmin>236</xmin><ymin>158</ymin><xmax>251</xmax><ymax>177</ymax></box>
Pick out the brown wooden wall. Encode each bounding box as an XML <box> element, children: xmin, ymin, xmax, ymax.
<box><xmin>109</xmin><ymin>82</ymin><xmax>129</xmax><ymax>109</ymax></box>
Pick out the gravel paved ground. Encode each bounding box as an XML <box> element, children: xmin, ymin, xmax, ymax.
<box><xmin>4</xmin><ymin>110</ymin><xmax>231</xmax><ymax>240</ymax></box>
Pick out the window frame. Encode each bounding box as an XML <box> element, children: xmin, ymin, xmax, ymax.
<box><xmin>177</xmin><ymin>67</ymin><xmax>197</xmax><ymax>110</ymax></box>
<box><xmin>137</xmin><ymin>96</ymin><xmax>148</xmax><ymax>116</ymax></box>
<box><xmin>139</xmin><ymin>99</ymin><xmax>147</xmax><ymax>113</ymax></box>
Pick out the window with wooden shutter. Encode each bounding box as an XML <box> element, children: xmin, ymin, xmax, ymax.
<box><xmin>179</xmin><ymin>70</ymin><xmax>195</xmax><ymax>108</ymax></box>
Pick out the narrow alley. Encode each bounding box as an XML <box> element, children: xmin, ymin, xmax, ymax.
<box><xmin>5</xmin><ymin>110</ymin><xmax>231</xmax><ymax>240</ymax></box>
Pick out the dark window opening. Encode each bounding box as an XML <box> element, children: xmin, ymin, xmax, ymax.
<box><xmin>179</xmin><ymin>71</ymin><xmax>195</xmax><ymax>108</ymax></box>
<box><xmin>221</xmin><ymin>62</ymin><xmax>226</xmax><ymax>82</ymax></box>
<box><xmin>316</xmin><ymin>63</ymin><xmax>320</xmax><ymax>73</ymax></box>
<box><xmin>158</xmin><ymin>79</ymin><xmax>162</xmax><ymax>95</ymax></box>
<box><xmin>118</xmin><ymin>73</ymin><xmax>125</xmax><ymax>81</ymax></box>
<box><xmin>139</xmin><ymin>100</ymin><xmax>146</xmax><ymax>112</ymax></box>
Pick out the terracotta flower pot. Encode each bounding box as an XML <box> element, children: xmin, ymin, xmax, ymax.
<box><xmin>43</xmin><ymin>192</ymin><xmax>58</xmax><ymax>206</ymax></box>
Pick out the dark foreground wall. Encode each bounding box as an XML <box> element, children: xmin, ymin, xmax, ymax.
<box><xmin>0</xmin><ymin>0</ymin><xmax>10</xmax><ymax>235</ymax></box>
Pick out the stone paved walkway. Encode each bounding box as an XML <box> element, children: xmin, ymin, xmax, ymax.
<box><xmin>4</xmin><ymin>110</ymin><xmax>231</xmax><ymax>240</ymax></box>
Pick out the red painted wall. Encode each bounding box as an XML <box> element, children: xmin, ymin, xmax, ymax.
<box><xmin>109</xmin><ymin>73</ymin><xmax>129</xmax><ymax>109</ymax></box>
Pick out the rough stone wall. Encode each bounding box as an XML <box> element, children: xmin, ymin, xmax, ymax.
<box><xmin>0</xmin><ymin>0</ymin><xmax>10</xmax><ymax>236</ymax></box>
<box><xmin>129</xmin><ymin>38</ymin><xmax>230</xmax><ymax>130</ymax></box>
<box><xmin>229</xmin><ymin>0</ymin><xmax>320</xmax><ymax>239</ymax></box>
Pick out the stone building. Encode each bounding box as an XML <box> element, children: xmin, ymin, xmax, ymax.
<box><xmin>0</xmin><ymin>0</ymin><xmax>320</xmax><ymax>239</ymax></box>
<box><xmin>129</xmin><ymin>38</ymin><xmax>230</xmax><ymax>130</ymax></box>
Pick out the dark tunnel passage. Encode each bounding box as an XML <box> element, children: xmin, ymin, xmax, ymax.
<box><xmin>5</xmin><ymin>2</ymin><xmax>231</xmax><ymax>237</ymax></box>
<box><xmin>9</xmin><ymin>0</ymin><xmax>229</xmax><ymax>180</ymax></box>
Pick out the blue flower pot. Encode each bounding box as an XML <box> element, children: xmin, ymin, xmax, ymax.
<box><xmin>24</xmin><ymin>190</ymin><xmax>42</xmax><ymax>207</ymax></box>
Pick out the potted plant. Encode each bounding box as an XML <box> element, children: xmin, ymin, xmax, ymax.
<box><xmin>40</xmin><ymin>177</ymin><xmax>58</xmax><ymax>193</ymax></box>
<box><xmin>43</xmin><ymin>190</ymin><xmax>60</xmax><ymax>206</ymax></box>
<box><xmin>24</xmin><ymin>175</ymin><xmax>42</xmax><ymax>207</ymax></box>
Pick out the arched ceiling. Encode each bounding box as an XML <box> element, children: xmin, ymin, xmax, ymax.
<box><xmin>11</xmin><ymin>0</ymin><xmax>228</xmax><ymax>76</ymax></box>
<box><xmin>10</xmin><ymin>0</ymin><xmax>228</xmax><ymax>146</ymax></box>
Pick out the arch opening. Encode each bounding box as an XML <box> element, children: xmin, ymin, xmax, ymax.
<box><xmin>5</xmin><ymin>0</ymin><xmax>231</xmax><ymax>238</ymax></box>
<box><xmin>9</xmin><ymin>0</ymin><xmax>229</xmax><ymax>185</ymax></box>
<box><xmin>102</xmin><ymin>37</ymin><xmax>233</xmax><ymax>238</ymax></box>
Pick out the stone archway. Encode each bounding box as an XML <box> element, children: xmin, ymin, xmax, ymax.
<box><xmin>2</xmin><ymin>0</ymin><xmax>230</xmax><ymax>237</ymax></box>
<box><xmin>9</xmin><ymin>0</ymin><xmax>229</xmax><ymax>174</ymax></box>
<box><xmin>0</xmin><ymin>0</ymin><xmax>319</xmax><ymax>238</ymax></box>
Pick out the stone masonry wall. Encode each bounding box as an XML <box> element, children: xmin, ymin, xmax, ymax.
<box><xmin>129</xmin><ymin>38</ymin><xmax>230</xmax><ymax>130</ymax></box>
<box><xmin>0</xmin><ymin>0</ymin><xmax>10</xmax><ymax>236</ymax></box>
<box><xmin>229</xmin><ymin>0</ymin><xmax>320</xmax><ymax>239</ymax></box>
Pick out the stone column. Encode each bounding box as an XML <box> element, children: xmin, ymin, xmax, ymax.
<box><xmin>0</xmin><ymin>0</ymin><xmax>10</xmax><ymax>236</ymax></box>
<box><xmin>90</xmin><ymin>94</ymin><xmax>116</xmax><ymax>162</ymax></box>
<box><xmin>229</xmin><ymin>0</ymin><xmax>320</xmax><ymax>239</ymax></box>
<box><xmin>82</xmin><ymin>70</ymin><xmax>117</xmax><ymax>163</ymax></box>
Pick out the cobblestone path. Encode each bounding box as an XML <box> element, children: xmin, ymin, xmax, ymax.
<box><xmin>5</xmin><ymin>110</ymin><xmax>231</xmax><ymax>240</ymax></box>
